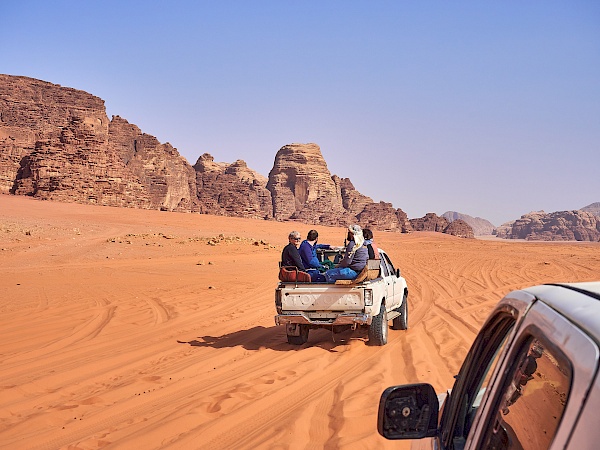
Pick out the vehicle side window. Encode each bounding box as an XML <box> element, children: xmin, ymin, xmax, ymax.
<box><xmin>380</xmin><ymin>257</ymin><xmax>390</xmax><ymax>277</ymax></box>
<box><xmin>382</xmin><ymin>253</ymin><xmax>396</xmax><ymax>275</ymax></box>
<box><xmin>441</xmin><ymin>313</ymin><xmax>516</xmax><ymax>449</ymax></box>
<box><xmin>482</xmin><ymin>337</ymin><xmax>571</xmax><ymax>450</ymax></box>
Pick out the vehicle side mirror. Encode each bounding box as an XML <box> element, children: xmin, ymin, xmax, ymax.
<box><xmin>396</xmin><ymin>268</ymin><xmax>400</xmax><ymax>277</ymax></box>
<box><xmin>378</xmin><ymin>383</ymin><xmax>439</xmax><ymax>440</ymax></box>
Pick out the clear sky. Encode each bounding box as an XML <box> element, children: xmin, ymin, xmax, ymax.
<box><xmin>2</xmin><ymin>1</ymin><xmax>599</xmax><ymax>225</ymax></box>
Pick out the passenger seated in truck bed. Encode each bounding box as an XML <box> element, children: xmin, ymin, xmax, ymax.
<box><xmin>363</xmin><ymin>228</ymin><xmax>380</xmax><ymax>260</ymax></box>
<box><xmin>281</xmin><ymin>230</ymin><xmax>306</xmax><ymax>271</ymax></box>
<box><xmin>324</xmin><ymin>224</ymin><xmax>368</xmax><ymax>283</ymax></box>
<box><xmin>279</xmin><ymin>230</ymin><xmax>317</xmax><ymax>283</ymax></box>
<box><xmin>298</xmin><ymin>229</ymin><xmax>330</xmax><ymax>282</ymax></box>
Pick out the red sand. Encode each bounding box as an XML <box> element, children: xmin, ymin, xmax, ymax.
<box><xmin>1</xmin><ymin>194</ymin><xmax>599</xmax><ymax>449</ymax></box>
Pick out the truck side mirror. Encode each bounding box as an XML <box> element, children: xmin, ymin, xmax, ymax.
<box><xmin>396</xmin><ymin>268</ymin><xmax>400</xmax><ymax>278</ymax></box>
<box><xmin>378</xmin><ymin>383</ymin><xmax>439</xmax><ymax>440</ymax></box>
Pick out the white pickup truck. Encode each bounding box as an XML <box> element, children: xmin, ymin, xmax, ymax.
<box><xmin>274</xmin><ymin>248</ymin><xmax>409</xmax><ymax>346</ymax></box>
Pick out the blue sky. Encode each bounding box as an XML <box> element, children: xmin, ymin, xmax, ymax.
<box><xmin>2</xmin><ymin>1</ymin><xmax>599</xmax><ymax>225</ymax></box>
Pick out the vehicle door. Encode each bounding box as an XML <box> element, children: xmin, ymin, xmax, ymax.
<box><xmin>466</xmin><ymin>299</ymin><xmax>599</xmax><ymax>449</ymax></box>
<box><xmin>381</xmin><ymin>253</ymin><xmax>399</xmax><ymax>309</ymax></box>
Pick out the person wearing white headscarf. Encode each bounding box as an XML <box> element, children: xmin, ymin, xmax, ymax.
<box><xmin>324</xmin><ymin>224</ymin><xmax>368</xmax><ymax>283</ymax></box>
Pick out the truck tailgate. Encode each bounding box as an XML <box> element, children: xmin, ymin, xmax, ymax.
<box><xmin>281</xmin><ymin>286</ymin><xmax>364</xmax><ymax>311</ymax></box>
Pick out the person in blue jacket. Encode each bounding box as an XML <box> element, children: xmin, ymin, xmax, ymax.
<box><xmin>299</xmin><ymin>229</ymin><xmax>332</xmax><ymax>282</ymax></box>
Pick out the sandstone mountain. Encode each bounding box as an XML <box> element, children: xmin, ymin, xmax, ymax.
<box><xmin>443</xmin><ymin>219</ymin><xmax>475</xmax><ymax>239</ymax></box>
<box><xmin>442</xmin><ymin>211</ymin><xmax>496</xmax><ymax>236</ymax></box>
<box><xmin>0</xmin><ymin>74</ymin><xmax>477</xmax><ymax>240</ymax></box>
<box><xmin>357</xmin><ymin>201</ymin><xmax>411</xmax><ymax>233</ymax></box>
<box><xmin>193</xmin><ymin>153</ymin><xmax>272</xmax><ymax>219</ymax></box>
<box><xmin>1</xmin><ymin>75</ymin><xmax>196</xmax><ymax>211</ymax></box>
<box><xmin>581</xmin><ymin>202</ymin><xmax>600</xmax><ymax>217</ymax></box>
<box><xmin>409</xmin><ymin>213</ymin><xmax>449</xmax><ymax>232</ymax></box>
<box><xmin>337</xmin><ymin>176</ymin><xmax>373</xmax><ymax>217</ymax></box>
<box><xmin>409</xmin><ymin>212</ymin><xmax>474</xmax><ymax>238</ymax></box>
<box><xmin>266</xmin><ymin>143</ymin><xmax>352</xmax><ymax>225</ymax></box>
<box><xmin>494</xmin><ymin>210</ymin><xmax>600</xmax><ymax>242</ymax></box>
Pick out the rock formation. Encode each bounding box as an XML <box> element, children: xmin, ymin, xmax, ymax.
<box><xmin>493</xmin><ymin>220</ymin><xmax>515</xmax><ymax>239</ymax></box>
<box><xmin>442</xmin><ymin>211</ymin><xmax>496</xmax><ymax>236</ymax></box>
<box><xmin>357</xmin><ymin>201</ymin><xmax>412</xmax><ymax>233</ymax></box>
<box><xmin>409</xmin><ymin>213</ymin><xmax>474</xmax><ymax>238</ymax></box>
<box><xmin>336</xmin><ymin>177</ymin><xmax>373</xmax><ymax>216</ymax></box>
<box><xmin>266</xmin><ymin>143</ymin><xmax>352</xmax><ymax>225</ymax></box>
<box><xmin>194</xmin><ymin>153</ymin><xmax>272</xmax><ymax>219</ymax></box>
<box><xmin>12</xmin><ymin>115</ymin><xmax>152</xmax><ymax>208</ymax></box>
<box><xmin>108</xmin><ymin>116</ymin><xmax>197</xmax><ymax>211</ymax></box>
<box><xmin>409</xmin><ymin>213</ymin><xmax>450</xmax><ymax>233</ymax></box>
<box><xmin>1</xmin><ymin>75</ymin><xmax>196</xmax><ymax>211</ymax></box>
<box><xmin>495</xmin><ymin>210</ymin><xmax>600</xmax><ymax>242</ymax></box>
<box><xmin>443</xmin><ymin>219</ymin><xmax>475</xmax><ymax>239</ymax></box>
<box><xmin>8</xmin><ymin>74</ymin><xmax>585</xmax><ymax>241</ymax></box>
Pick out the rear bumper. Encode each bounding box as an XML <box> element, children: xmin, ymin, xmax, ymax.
<box><xmin>275</xmin><ymin>313</ymin><xmax>372</xmax><ymax>327</ymax></box>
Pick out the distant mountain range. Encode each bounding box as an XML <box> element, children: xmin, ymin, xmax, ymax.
<box><xmin>581</xmin><ymin>202</ymin><xmax>600</xmax><ymax>217</ymax></box>
<box><xmin>1</xmin><ymin>74</ymin><xmax>598</xmax><ymax>242</ymax></box>
<box><xmin>0</xmin><ymin>74</ymin><xmax>472</xmax><ymax>238</ymax></box>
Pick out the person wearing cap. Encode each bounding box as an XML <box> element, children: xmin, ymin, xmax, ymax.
<box><xmin>324</xmin><ymin>224</ymin><xmax>368</xmax><ymax>283</ymax></box>
<box><xmin>281</xmin><ymin>231</ymin><xmax>305</xmax><ymax>271</ymax></box>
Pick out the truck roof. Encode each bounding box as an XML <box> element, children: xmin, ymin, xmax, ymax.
<box><xmin>521</xmin><ymin>282</ymin><xmax>600</xmax><ymax>344</ymax></box>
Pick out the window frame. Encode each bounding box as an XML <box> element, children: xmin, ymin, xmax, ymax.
<box><xmin>380</xmin><ymin>256</ymin><xmax>391</xmax><ymax>277</ymax></box>
<box><xmin>439</xmin><ymin>307</ymin><xmax>521</xmax><ymax>449</ymax></box>
<box><xmin>382</xmin><ymin>252</ymin><xmax>396</xmax><ymax>275</ymax></box>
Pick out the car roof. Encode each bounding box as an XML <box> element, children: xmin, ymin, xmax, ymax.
<box><xmin>523</xmin><ymin>282</ymin><xmax>600</xmax><ymax>344</ymax></box>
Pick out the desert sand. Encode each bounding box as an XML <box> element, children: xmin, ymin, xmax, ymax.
<box><xmin>1</xmin><ymin>194</ymin><xmax>599</xmax><ymax>450</ymax></box>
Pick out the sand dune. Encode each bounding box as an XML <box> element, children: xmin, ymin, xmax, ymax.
<box><xmin>1</xmin><ymin>194</ymin><xmax>599</xmax><ymax>449</ymax></box>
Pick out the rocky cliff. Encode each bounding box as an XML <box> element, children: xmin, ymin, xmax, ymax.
<box><xmin>442</xmin><ymin>211</ymin><xmax>496</xmax><ymax>236</ymax></box>
<box><xmin>2</xmin><ymin>76</ymin><xmax>398</xmax><ymax>229</ymax></box>
<box><xmin>443</xmin><ymin>219</ymin><xmax>475</xmax><ymax>239</ymax></box>
<box><xmin>108</xmin><ymin>116</ymin><xmax>197</xmax><ymax>211</ymax></box>
<box><xmin>357</xmin><ymin>201</ymin><xmax>412</xmax><ymax>233</ymax></box>
<box><xmin>264</xmin><ymin>144</ymin><xmax>420</xmax><ymax>232</ymax></box>
<box><xmin>266</xmin><ymin>143</ymin><xmax>351</xmax><ymax>225</ymax></box>
<box><xmin>193</xmin><ymin>153</ymin><xmax>272</xmax><ymax>219</ymax></box>
<box><xmin>495</xmin><ymin>210</ymin><xmax>600</xmax><ymax>242</ymax></box>
<box><xmin>409</xmin><ymin>212</ymin><xmax>474</xmax><ymax>238</ymax></box>
<box><xmin>409</xmin><ymin>213</ymin><xmax>449</xmax><ymax>232</ymax></box>
<box><xmin>1</xmin><ymin>75</ymin><xmax>196</xmax><ymax>211</ymax></box>
<box><xmin>337</xmin><ymin>177</ymin><xmax>373</xmax><ymax>216</ymax></box>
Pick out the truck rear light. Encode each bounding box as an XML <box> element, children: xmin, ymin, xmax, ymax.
<box><xmin>275</xmin><ymin>290</ymin><xmax>282</xmax><ymax>314</ymax></box>
<box><xmin>364</xmin><ymin>289</ymin><xmax>373</xmax><ymax>306</ymax></box>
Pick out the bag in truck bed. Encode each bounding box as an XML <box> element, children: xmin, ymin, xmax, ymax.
<box><xmin>279</xmin><ymin>266</ymin><xmax>312</xmax><ymax>283</ymax></box>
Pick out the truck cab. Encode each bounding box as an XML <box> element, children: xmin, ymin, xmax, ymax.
<box><xmin>378</xmin><ymin>282</ymin><xmax>600</xmax><ymax>449</ymax></box>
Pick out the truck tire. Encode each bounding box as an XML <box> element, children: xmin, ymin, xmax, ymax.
<box><xmin>369</xmin><ymin>303</ymin><xmax>388</xmax><ymax>346</ymax></box>
<box><xmin>287</xmin><ymin>324</ymin><xmax>309</xmax><ymax>345</ymax></box>
<box><xmin>391</xmin><ymin>293</ymin><xmax>408</xmax><ymax>330</ymax></box>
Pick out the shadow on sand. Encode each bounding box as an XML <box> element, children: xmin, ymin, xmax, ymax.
<box><xmin>177</xmin><ymin>325</ymin><xmax>368</xmax><ymax>352</ymax></box>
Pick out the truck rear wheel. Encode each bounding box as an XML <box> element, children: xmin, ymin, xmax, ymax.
<box><xmin>369</xmin><ymin>304</ymin><xmax>388</xmax><ymax>346</ymax></box>
<box><xmin>286</xmin><ymin>324</ymin><xmax>309</xmax><ymax>345</ymax></box>
<box><xmin>391</xmin><ymin>293</ymin><xmax>408</xmax><ymax>330</ymax></box>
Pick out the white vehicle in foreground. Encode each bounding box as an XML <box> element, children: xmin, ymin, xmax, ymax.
<box><xmin>275</xmin><ymin>249</ymin><xmax>408</xmax><ymax>346</ymax></box>
<box><xmin>378</xmin><ymin>281</ymin><xmax>600</xmax><ymax>449</ymax></box>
